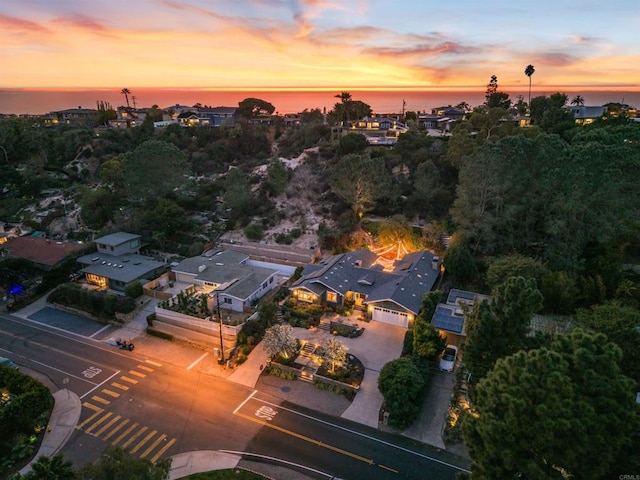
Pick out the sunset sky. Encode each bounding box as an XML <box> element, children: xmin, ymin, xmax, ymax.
<box><xmin>2</xmin><ymin>0</ymin><xmax>639</xmax><ymax>92</ymax></box>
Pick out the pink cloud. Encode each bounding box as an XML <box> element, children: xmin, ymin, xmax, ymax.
<box><xmin>364</xmin><ymin>42</ymin><xmax>479</xmax><ymax>58</ymax></box>
<box><xmin>530</xmin><ymin>52</ymin><xmax>577</xmax><ymax>67</ymax></box>
<box><xmin>0</xmin><ymin>13</ymin><xmax>50</xmax><ymax>33</ymax></box>
<box><xmin>51</xmin><ymin>14</ymin><xmax>110</xmax><ymax>34</ymax></box>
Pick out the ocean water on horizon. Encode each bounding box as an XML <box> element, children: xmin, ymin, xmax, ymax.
<box><xmin>0</xmin><ymin>88</ymin><xmax>638</xmax><ymax>116</ymax></box>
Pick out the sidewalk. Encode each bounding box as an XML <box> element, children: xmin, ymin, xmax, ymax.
<box><xmin>16</xmin><ymin>298</ymin><xmax>468</xmax><ymax>478</ymax></box>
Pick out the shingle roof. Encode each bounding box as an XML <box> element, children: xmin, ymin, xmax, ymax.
<box><xmin>292</xmin><ymin>249</ymin><xmax>440</xmax><ymax>315</ymax></box>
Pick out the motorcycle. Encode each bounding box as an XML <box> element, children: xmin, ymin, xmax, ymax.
<box><xmin>116</xmin><ymin>338</ymin><xmax>135</xmax><ymax>351</ymax></box>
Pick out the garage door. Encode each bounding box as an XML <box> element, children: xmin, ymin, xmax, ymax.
<box><xmin>372</xmin><ymin>307</ymin><xmax>409</xmax><ymax>327</ymax></box>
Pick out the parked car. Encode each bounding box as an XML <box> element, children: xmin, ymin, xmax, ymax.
<box><xmin>0</xmin><ymin>356</ymin><xmax>19</xmax><ymax>370</ymax></box>
<box><xmin>439</xmin><ymin>345</ymin><xmax>458</xmax><ymax>372</ymax></box>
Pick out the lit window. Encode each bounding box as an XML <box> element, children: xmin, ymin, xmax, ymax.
<box><xmin>326</xmin><ymin>292</ymin><xmax>337</xmax><ymax>303</ymax></box>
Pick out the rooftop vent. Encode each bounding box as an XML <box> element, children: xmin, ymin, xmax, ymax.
<box><xmin>92</xmin><ymin>257</ymin><xmax>99</xmax><ymax>262</ymax></box>
<box><xmin>198</xmin><ymin>265</ymin><xmax>207</xmax><ymax>272</ymax></box>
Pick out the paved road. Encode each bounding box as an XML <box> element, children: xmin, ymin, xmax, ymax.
<box><xmin>1</xmin><ymin>307</ymin><xmax>469</xmax><ymax>479</ymax></box>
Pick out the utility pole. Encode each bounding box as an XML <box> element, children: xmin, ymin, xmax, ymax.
<box><xmin>215</xmin><ymin>292</ymin><xmax>225</xmax><ymax>363</ymax></box>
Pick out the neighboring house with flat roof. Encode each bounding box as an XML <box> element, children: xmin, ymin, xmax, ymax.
<box><xmin>431</xmin><ymin>289</ymin><xmax>491</xmax><ymax>345</ymax></box>
<box><xmin>94</xmin><ymin>232</ymin><xmax>142</xmax><ymax>256</ymax></box>
<box><xmin>171</xmin><ymin>250</ymin><xmax>279</xmax><ymax>312</ymax></box>
<box><xmin>77</xmin><ymin>232</ymin><xmax>166</xmax><ymax>291</ymax></box>
<box><xmin>290</xmin><ymin>249</ymin><xmax>441</xmax><ymax>328</ymax></box>
<box><xmin>3</xmin><ymin>236</ymin><xmax>86</xmax><ymax>270</ymax></box>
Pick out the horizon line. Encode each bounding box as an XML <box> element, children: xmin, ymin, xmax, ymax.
<box><xmin>2</xmin><ymin>85</ymin><xmax>640</xmax><ymax>93</ymax></box>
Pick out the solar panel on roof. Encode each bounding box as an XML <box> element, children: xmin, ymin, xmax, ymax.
<box><xmin>431</xmin><ymin>306</ymin><xmax>465</xmax><ymax>334</ymax></box>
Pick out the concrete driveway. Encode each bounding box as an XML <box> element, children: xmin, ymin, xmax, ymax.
<box><xmin>291</xmin><ymin>318</ymin><xmax>406</xmax><ymax>428</ymax></box>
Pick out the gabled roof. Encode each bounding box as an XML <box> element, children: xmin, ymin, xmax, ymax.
<box><xmin>292</xmin><ymin>249</ymin><xmax>440</xmax><ymax>315</ymax></box>
<box><xmin>568</xmin><ymin>105</ymin><xmax>607</xmax><ymax>119</ymax></box>
<box><xmin>172</xmin><ymin>250</ymin><xmax>277</xmax><ymax>301</ymax></box>
<box><xmin>5</xmin><ymin>236</ymin><xmax>85</xmax><ymax>268</ymax></box>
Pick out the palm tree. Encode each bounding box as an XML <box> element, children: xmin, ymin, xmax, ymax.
<box><xmin>120</xmin><ymin>88</ymin><xmax>131</xmax><ymax>109</ymax></box>
<box><xmin>524</xmin><ymin>65</ymin><xmax>535</xmax><ymax>111</ymax></box>
<box><xmin>335</xmin><ymin>91</ymin><xmax>352</xmax><ymax>127</ymax></box>
<box><xmin>571</xmin><ymin>95</ymin><xmax>585</xmax><ymax>107</ymax></box>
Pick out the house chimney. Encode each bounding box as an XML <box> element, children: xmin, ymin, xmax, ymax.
<box><xmin>432</xmin><ymin>256</ymin><xmax>440</xmax><ymax>271</ymax></box>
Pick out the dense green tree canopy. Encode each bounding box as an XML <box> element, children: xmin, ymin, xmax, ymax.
<box><xmin>464</xmin><ymin>329</ymin><xmax>640</xmax><ymax>479</ymax></box>
<box><xmin>121</xmin><ymin>140</ymin><xmax>190</xmax><ymax>200</ymax></box>
<box><xmin>464</xmin><ymin>276</ymin><xmax>543</xmax><ymax>385</ymax></box>
<box><xmin>378</xmin><ymin>357</ymin><xmax>425</xmax><ymax>428</ymax></box>
<box><xmin>237</xmin><ymin>97</ymin><xmax>276</xmax><ymax>119</ymax></box>
<box><xmin>331</xmin><ymin>153</ymin><xmax>390</xmax><ymax>219</ymax></box>
<box><xmin>412</xmin><ymin>291</ymin><xmax>446</xmax><ymax>360</ymax></box>
<box><xmin>577</xmin><ymin>302</ymin><xmax>640</xmax><ymax>386</ymax></box>
<box><xmin>451</xmin><ymin>129</ymin><xmax>640</xmax><ymax>274</ymax></box>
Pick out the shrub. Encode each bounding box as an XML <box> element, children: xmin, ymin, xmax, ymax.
<box><xmin>124</xmin><ymin>281</ymin><xmax>143</xmax><ymax>299</ymax></box>
<box><xmin>244</xmin><ymin>223</ymin><xmax>264</xmax><ymax>241</ymax></box>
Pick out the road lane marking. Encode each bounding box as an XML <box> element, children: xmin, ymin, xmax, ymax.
<box><xmin>77</xmin><ymin>407</ymin><xmax>103</xmax><ymax>429</ymax></box>
<box><xmin>120</xmin><ymin>376</ymin><xmax>138</xmax><ymax>384</ymax></box>
<box><xmin>137</xmin><ymin>365</ymin><xmax>154</xmax><ymax>372</ymax></box>
<box><xmin>131</xmin><ymin>430</ymin><xmax>157</xmax><ymax>454</ymax></box>
<box><xmin>26</xmin><ymin>358</ymin><xmax>99</xmax><ymax>385</ymax></box>
<box><xmin>379</xmin><ymin>464</ymin><xmax>399</xmax><ymax>473</ymax></box>
<box><xmin>249</xmin><ymin>395</ymin><xmax>471</xmax><ymax>473</ymax></box>
<box><xmin>121</xmin><ymin>426</ymin><xmax>148</xmax><ymax>449</ymax></box>
<box><xmin>140</xmin><ymin>433</ymin><xmax>167</xmax><ymax>459</ymax></box>
<box><xmin>187</xmin><ymin>352</ymin><xmax>209</xmax><ymax>370</ymax></box>
<box><xmin>101</xmin><ymin>389</ymin><xmax>120</xmax><ymax>398</ymax></box>
<box><xmin>82</xmin><ymin>402</ymin><xmax>103</xmax><ymax>412</ymax></box>
<box><xmin>145</xmin><ymin>360</ymin><xmax>162</xmax><ymax>367</ymax></box>
<box><xmin>85</xmin><ymin>412</ymin><xmax>112</xmax><ymax>434</ymax></box>
<box><xmin>233</xmin><ymin>390</ymin><xmax>258</xmax><ymax>414</ymax></box>
<box><xmin>235</xmin><ymin>411</ymin><xmax>373</xmax><ymax>465</ymax></box>
<box><xmin>103</xmin><ymin>418</ymin><xmax>129</xmax><ymax>440</ymax></box>
<box><xmin>95</xmin><ymin>415</ymin><xmax>121</xmax><ymax>437</ymax></box>
<box><xmin>92</xmin><ymin>395</ymin><xmax>110</xmax><ymax>405</ymax></box>
<box><xmin>112</xmin><ymin>422</ymin><xmax>138</xmax><ymax>446</ymax></box>
<box><xmin>150</xmin><ymin>438</ymin><xmax>176</xmax><ymax>463</ymax></box>
<box><xmin>128</xmin><ymin>370</ymin><xmax>146</xmax><ymax>378</ymax></box>
<box><xmin>89</xmin><ymin>324</ymin><xmax>111</xmax><ymax>339</ymax></box>
<box><xmin>111</xmin><ymin>382</ymin><xmax>129</xmax><ymax>391</ymax></box>
<box><xmin>80</xmin><ymin>370</ymin><xmax>122</xmax><ymax>400</ymax></box>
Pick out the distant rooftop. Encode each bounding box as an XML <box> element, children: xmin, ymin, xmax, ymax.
<box><xmin>94</xmin><ymin>232</ymin><xmax>141</xmax><ymax>246</ymax></box>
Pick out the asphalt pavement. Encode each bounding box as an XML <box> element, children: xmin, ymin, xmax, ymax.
<box><xmin>13</xmin><ymin>295</ymin><xmax>468</xmax><ymax>478</ymax></box>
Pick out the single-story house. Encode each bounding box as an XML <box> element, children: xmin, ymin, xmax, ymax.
<box><xmin>290</xmin><ymin>249</ymin><xmax>442</xmax><ymax>328</ymax></box>
<box><xmin>567</xmin><ymin>105</ymin><xmax>607</xmax><ymax>125</ymax></box>
<box><xmin>171</xmin><ymin>250</ymin><xmax>279</xmax><ymax>312</ymax></box>
<box><xmin>77</xmin><ymin>232</ymin><xmax>167</xmax><ymax>291</ymax></box>
<box><xmin>3</xmin><ymin>236</ymin><xmax>86</xmax><ymax>270</ymax></box>
<box><xmin>431</xmin><ymin>289</ymin><xmax>491</xmax><ymax>345</ymax></box>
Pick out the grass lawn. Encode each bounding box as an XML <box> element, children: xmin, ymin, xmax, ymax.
<box><xmin>185</xmin><ymin>469</ymin><xmax>267</xmax><ymax>479</ymax></box>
